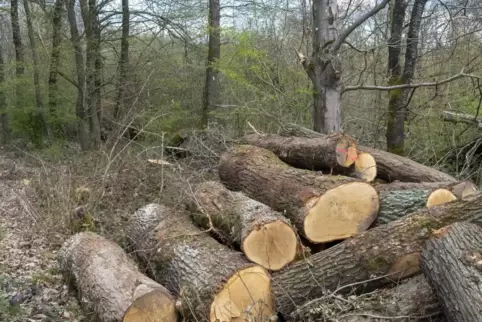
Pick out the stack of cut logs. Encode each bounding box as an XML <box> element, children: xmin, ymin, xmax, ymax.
<box><xmin>58</xmin><ymin>124</ymin><xmax>482</xmax><ymax>322</ymax></box>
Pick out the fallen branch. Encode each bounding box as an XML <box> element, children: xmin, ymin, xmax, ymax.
<box><xmin>442</xmin><ymin>111</ymin><xmax>482</xmax><ymax>130</ymax></box>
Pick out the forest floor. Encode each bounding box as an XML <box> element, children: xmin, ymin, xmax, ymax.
<box><xmin>0</xmin><ymin>149</ymin><xmax>84</xmax><ymax>322</ymax></box>
<box><xmin>0</xmin><ymin>133</ymin><xmax>223</xmax><ymax>321</ymax></box>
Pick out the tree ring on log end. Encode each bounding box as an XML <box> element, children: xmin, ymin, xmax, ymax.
<box><xmin>335</xmin><ymin>137</ymin><xmax>357</xmax><ymax>167</ymax></box>
<box><xmin>303</xmin><ymin>182</ymin><xmax>379</xmax><ymax>243</ymax></box>
<box><xmin>426</xmin><ymin>188</ymin><xmax>457</xmax><ymax>208</ymax></box>
<box><xmin>210</xmin><ymin>265</ymin><xmax>274</xmax><ymax>322</ymax></box>
<box><xmin>242</xmin><ymin>220</ymin><xmax>297</xmax><ymax>271</ymax></box>
<box><xmin>123</xmin><ymin>289</ymin><xmax>178</xmax><ymax>322</ymax></box>
<box><xmin>354</xmin><ymin>152</ymin><xmax>377</xmax><ymax>182</ymax></box>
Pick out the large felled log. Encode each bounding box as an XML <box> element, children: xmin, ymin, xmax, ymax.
<box><xmin>240</xmin><ymin>133</ymin><xmax>377</xmax><ymax>182</ymax></box>
<box><xmin>270</xmin><ymin>191</ymin><xmax>482</xmax><ymax>318</ymax></box>
<box><xmin>291</xmin><ymin>274</ymin><xmax>442</xmax><ymax>322</ymax></box>
<box><xmin>126</xmin><ymin>203</ymin><xmax>275</xmax><ymax>322</ymax></box>
<box><xmin>187</xmin><ymin>180</ymin><xmax>298</xmax><ymax>271</ymax></box>
<box><xmin>375</xmin><ymin>180</ymin><xmax>477</xmax><ymax>224</ymax></box>
<box><xmin>218</xmin><ymin>145</ymin><xmax>379</xmax><ymax>243</ymax></box>
<box><xmin>278</xmin><ymin>123</ymin><xmax>457</xmax><ymax>183</ymax></box>
<box><xmin>421</xmin><ymin>222</ymin><xmax>482</xmax><ymax>322</ymax></box>
<box><xmin>57</xmin><ymin>231</ymin><xmax>177</xmax><ymax>322</ymax></box>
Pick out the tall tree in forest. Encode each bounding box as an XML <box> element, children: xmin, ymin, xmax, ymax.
<box><xmin>298</xmin><ymin>0</ymin><xmax>390</xmax><ymax>133</ymax></box>
<box><xmin>66</xmin><ymin>0</ymin><xmax>89</xmax><ymax>150</ymax></box>
<box><xmin>48</xmin><ymin>0</ymin><xmax>63</xmax><ymax>133</ymax></box>
<box><xmin>0</xmin><ymin>42</ymin><xmax>8</xmax><ymax>144</ymax></box>
<box><xmin>114</xmin><ymin>0</ymin><xmax>130</xmax><ymax>121</ymax></box>
<box><xmin>385</xmin><ymin>0</ymin><xmax>428</xmax><ymax>155</ymax></box>
<box><xmin>24</xmin><ymin>0</ymin><xmax>50</xmax><ymax>141</ymax></box>
<box><xmin>10</xmin><ymin>0</ymin><xmax>25</xmax><ymax>106</ymax></box>
<box><xmin>200</xmin><ymin>0</ymin><xmax>221</xmax><ymax>129</ymax></box>
<box><xmin>80</xmin><ymin>0</ymin><xmax>101</xmax><ymax>148</ymax></box>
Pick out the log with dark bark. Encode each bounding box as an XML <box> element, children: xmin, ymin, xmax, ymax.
<box><xmin>57</xmin><ymin>231</ymin><xmax>178</xmax><ymax>322</ymax></box>
<box><xmin>187</xmin><ymin>180</ymin><xmax>298</xmax><ymax>271</ymax></box>
<box><xmin>374</xmin><ymin>180</ymin><xmax>477</xmax><ymax>225</ymax></box>
<box><xmin>240</xmin><ymin>133</ymin><xmax>378</xmax><ymax>182</ymax></box>
<box><xmin>278</xmin><ymin>123</ymin><xmax>457</xmax><ymax>183</ymax></box>
<box><xmin>126</xmin><ymin>203</ymin><xmax>275</xmax><ymax>322</ymax></box>
<box><xmin>291</xmin><ymin>275</ymin><xmax>442</xmax><ymax>322</ymax></box>
<box><xmin>270</xmin><ymin>191</ymin><xmax>482</xmax><ymax>318</ymax></box>
<box><xmin>218</xmin><ymin>145</ymin><xmax>379</xmax><ymax>243</ymax></box>
<box><xmin>421</xmin><ymin>222</ymin><xmax>482</xmax><ymax>322</ymax></box>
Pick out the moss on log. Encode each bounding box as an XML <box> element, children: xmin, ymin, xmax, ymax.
<box><xmin>57</xmin><ymin>231</ymin><xmax>178</xmax><ymax>322</ymax></box>
<box><xmin>218</xmin><ymin>145</ymin><xmax>379</xmax><ymax>243</ymax></box>
<box><xmin>421</xmin><ymin>222</ymin><xmax>482</xmax><ymax>322</ymax></box>
<box><xmin>374</xmin><ymin>181</ymin><xmax>477</xmax><ymax>225</ymax></box>
<box><xmin>126</xmin><ymin>203</ymin><xmax>275</xmax><ymax>322</ymax></box>
<box><xmin>188</xmin><ymin>180</ymin><xmax>298</xmax><ymax>271</ymax></box>
<box><xmin>270</xmin><ymin>191</ymin><xmax>482</xmax><ymax>318</ymax></box>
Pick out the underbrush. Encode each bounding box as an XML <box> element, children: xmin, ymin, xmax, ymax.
<box><xmin>16</xmin><ymin>127</ymin><xmax>230</xmax><ymax>248</ymax></box>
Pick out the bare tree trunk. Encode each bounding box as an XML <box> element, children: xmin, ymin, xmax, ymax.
<box><xmin>200</xmin><ymin>0</ymin><xmax>221</xmax><ymax>129</ymax></box>
<box><xmin>24</xmin><ymin>0</ymin><xmax>50</xmax><ymax>142</ymax></box>
<box><xmin>385</xmin><ymin>0</ymin><xmax>428</xmax><ymax>155</ymax></box>
<box><xmin>300</xmin><ymin>0</ymin><xmax>390</xmax><ymax>133</ymax></box>
<box><xmin>48</xmin><ymin>0</ymin><xmax>63</xmax><ymax>134</ymax></box>
<box><xmin>66</xmin><ymin>0</ymin><xmax>90</xmax><ymax>150</ymax></box>
<box><xmin>80</xmin><ymin>0</ymin><xmax>101</xmax><ymax>148</ymax></box>
<box><xmin>114</xmin><ymin>0</ymin><xmax>130</xmax><ymax>121</ymax></box>
<box><xmin>11</xmin><ymin>0</ymin><xmax>24</xmax><ymax>79</ymax></box>
<box><xmin>0</xmin><ymin>42</ymin><xmax>8</xmax><ymax>144</ymax></box>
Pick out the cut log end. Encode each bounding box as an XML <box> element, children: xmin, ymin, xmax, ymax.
<box><xmin>353</xmin><ymin>152</ymin><xmax>377</xmax><ymax>182</ymax></box>
<box><xmin>336</xmin><ymin>137</ymin><xmax>357</xmax><ymax>167</ymax></box>
<box><xmin>210</xmin><ymin>265</ymin><xmax>274</xmax><ymax>322</ymax></box>
<box><xmin>426</xmin><ymin>188</ymin><xmax>457</xmax><ymax>208</ymax></box>
<box><xmin>123</xmin><ymin>290</ymin><xmax>178</xmax><ymax>322</ymax></box>
<box><xmin>242</xmin><ymin>220</ymin><xmax>298</xmax><ymax>271</ymax></box>
<box><xmin>451</xmin><ymin>181</ymin><xmax>477</xmax><ymax>199</ymax></box>
<box><xmin>303</xmin><ymin>182</ymin><xmax>379</xmax><ymax>243</ymax></box>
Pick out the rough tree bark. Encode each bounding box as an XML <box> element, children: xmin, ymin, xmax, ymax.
<box><xmin>80</xmin><ymin>0</ymin><xmax>101</xmax><ymax>148</ymax></box>
<box><xmin>386</xmin><ymin>0</ymin><xmax>429</xmax><ymax>155</ymax></box>
<box><xmin>291</xmin><ymin>275</ymin><xmax>442</xmax><ymax>322</ymax></box>
<box><xmin>270</xmin><ymin>191</ymin><xmax>482</xmax><ymax>318</ymax></box>
<box><xmin>58</xmin><ymin>231</ymin><xmax>178</xmax><ymax>322</ymax></box>
<box><xmin>278</xmin><ymin>123</ymin><xmax>457</xmax><ymax>182</ymax></box>
<box><xmin>200</xmin><ymin>0</ymin><xmax>221</xmax><ymax>129</ymax></box>
<box><xmin>188</xmin><ymin>180</ymin><xmax>298</xmax><ymax>271</ymax></box>
<box><xmin>48</xmin><ymin>0</ymin><xmax>63</xmax><ymax>132</ymax></box>
<box><xmin>421</xmin><ymin>222</ymin><xmax>482</xmax><ymax>322</ymax></box>
<box><xmin>240</xmin><ymin>133</ymin><xmax>378</xmax><ymax>181</ymax></box>
<box><xmin>300</xmin><ymin>0</ymin><xmax>390</xmax><ymax>133</ymax></box>
<box><xmin>24</xmin><ymin>0</ymin><xmax>50</xmax><ymax>141</ymax></box>
<box><xmin>374</xmin><ymin>181</ymin><xmax>477</xmax><ymax>225</ymax></box>
<box><xmin>0</xmin><ymin>42</ymin><xmax>9</xmax><ymax>144</ymax></box>
<box><xmin>218</xmin><ymin>145</ymin><xmax>379</xmax><ymax>243</ymax></box>
<box><xmin>114</xmin><ymin>0</ymin><xmax>130</xmax><ymax>121</ymax></box>
<box><xmin>126</xmin><ymin>203</ymin><xmax>275</xmax><ymax>322</ymax></box>
<box><xmin>66</xmin><ymin>0</ymin><xmax>90</xmax><ymax>150</ymax></box>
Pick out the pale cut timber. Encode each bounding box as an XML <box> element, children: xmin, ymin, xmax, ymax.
<box><xmin>270</xmin><ymin>191</ymin><xmax>482</xmax><ymax>318</ymax></box>
<box><xmin>291</xmin><ymin>274</ymin><xmax>443</xmax><ymax>322</ymax></box>
<box><xmin>278</xmin><ymin>123</ymin><xmax>457</xmax><ymax>183</ymax></box>
<box><xmin>373</xmin><ymin>181</ymin><xmax>477</xmax><ymax>225</ymax></box>
<box><xmin>353</xmin><ymin>152</ymin><xmax>377</xmax><ymax>182</ymax></box>
<box><xmin>126</xmin><ymin>203</ymin><xmax>274</xmax><ymax>322</ymax></box>
<box><xmin>188</xmin><ymin>180</ymin><xmax>298</xmax><ymax>271</ymax></box>
<box><xmin>218</xmin><ymin>145</ymin><xmax>379</xmax><ymax>243</ymax></box>
<box><xmin>426</xmin><ymin>188</ymin><xmax>457</xmax><ymax>208</ymax></box>
<box><xmin>57</xmin><ymin>231</ymin><xmax>178</xmax><ymax>322</ymax></box>
<box><xmin>421</xmin><ymin>222</ymin><xmax>482</xmax><ymax>322</ymax></box>
<box><xmin>239</xmin><ymin>133</ymin><xmax>358</xmax><ymax>172</ymax></box>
